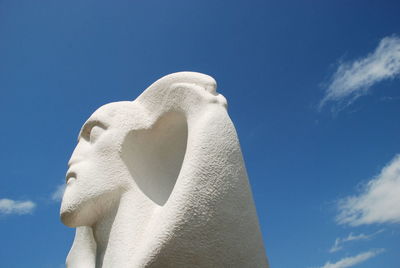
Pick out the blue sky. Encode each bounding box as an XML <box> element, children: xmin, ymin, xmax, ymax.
<box><xmin>0</xmin><ymin>1</ymin><xmax>399</xmax><ymax>267</ymax></box>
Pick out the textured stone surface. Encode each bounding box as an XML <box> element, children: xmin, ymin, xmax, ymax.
<box><xmin>60</xmin><ymin>72</ymin><xmax>269</xmax><ymax>267</ymax></box>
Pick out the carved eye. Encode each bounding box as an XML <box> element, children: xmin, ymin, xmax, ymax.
<box><xmin>80</xmin><ymin>121</ymin><xmax>107</xmax><ymax>143</ymax></box>
<box><xmin>89</xmin><ymin>125</ymin><xmax>105</xmax><ymax>143</ymax></box>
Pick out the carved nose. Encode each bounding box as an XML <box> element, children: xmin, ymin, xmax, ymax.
<box><xmin>68</xmin><ymin>142</ymin><xmax>85</xmax><ymax>167</ymax></box>
<box><xmin>68</xmin><ymin>157</ymin><xmax>82</xmax><ymax>168</ymax></box>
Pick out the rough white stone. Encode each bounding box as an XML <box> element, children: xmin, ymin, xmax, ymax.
<box><xmin>60</xmin><ymin>72</ymin><xmax>269</xmax><ymax>267</ymax></box>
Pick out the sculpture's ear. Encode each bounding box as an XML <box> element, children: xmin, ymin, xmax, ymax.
<box><xmin>121</xmin><ymin>111</ymin><xmax>188</xmax><ymax>206</ymax></box>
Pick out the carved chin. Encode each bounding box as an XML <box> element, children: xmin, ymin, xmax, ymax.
<box><xmin>60</xmin><ymin>194</ymin><xmax>86</xmax><ymax>227</ymax></box>
<box><xmin>60</xmin><ymin>187</ymin><xmax>82</xmax><ymax>227</ymax></box>
<box><xmin>60</xmin><ymin>201</ymin><xmax>97</xmax><ymax>228</ymax></box>
<box><xmin>60</xmin><ymin>192</ymin><xmax>92</xmax><ymax>227</ymax></box>
<box><xmin>60</xmin><ymin>209</ymin><xmax>78</xmax><ymax>227</ymax></box>
<box><xmin>60</xmin><ymin>185</ymin><xmax>119</xmax><ymax>228</ymax></box>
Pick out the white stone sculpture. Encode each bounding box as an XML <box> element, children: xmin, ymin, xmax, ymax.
<box><xmin>60</xmin><ymin>72</ymin><xmax>269</xmax><ymax>268</ymax></box>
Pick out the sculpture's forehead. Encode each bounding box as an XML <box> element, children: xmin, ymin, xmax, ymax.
<box><xmin>86</xmin><ymin>101</ymin><xmax>134</xmax><ymax>124</ymax></box>
<box><xmin>81</xmin><ymin>101</ymin><xmax>150</xmax><ymax>133</ymax></box>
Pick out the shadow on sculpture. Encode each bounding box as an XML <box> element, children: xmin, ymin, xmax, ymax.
<box><xmin>122</xmin><ymin>111</ymin><xmax>188</xmax><ymax>206</ymax></box>
<box><xmin>60</xmin><ymin>72</ymin><xmax>269</xmax><ymax>267</ymax></box>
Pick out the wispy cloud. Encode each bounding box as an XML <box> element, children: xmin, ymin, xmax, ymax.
<box><xmin>329</xmin><ymin>230</ymin><xmax>383</xmax><ymax>253</ymax></box>
<box><xmin>315</xmin><ymin>249</ymin><xmax>384</xmax><ymax>268</ymax></box>
<box><xmin>336</xmin><ymin>154</ymin><xmax>400</xmax><ymax>226</ymax></box>
<box><xmin>51</xmin><ymin>184</ymin><xmax>66</xmax><ymax>201</ymax></box>
<box><xmin>320</xmin><ymin>35</ymin><xmax>400</xmax><ymax>109</ymax></box>
<box><xmin>0</xmin><ymin>198</ymin><xmax>36</xmax><ymax>215</ymax></box>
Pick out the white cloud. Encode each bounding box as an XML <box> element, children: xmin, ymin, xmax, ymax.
<box><xmin>0</xmin><ymin>198</ymin><xmax>36</xmax><ymax>215</ymax></box>
<box><xmin>329</xmin><ymin>230</ymin><xmax>383</xmax><ymax>253</ymax></box>
<box><xmin>316</xmin><ymin>249</ymin><xmax>384</xmax><ymax>268</ymax></box>
<box><xmin>52</xmin><ymin>184</ymin><xmax>66</xmax><ymax>201</ymax></box>
<box><xmin>336</xmin><ymin>154</ymin><xmax>400</xmax><ymax>226</ymax></box>
<box><xmin>320</xmin><ymin>35</ymin><xmax>400</xmax><ymax>108</ymax></box>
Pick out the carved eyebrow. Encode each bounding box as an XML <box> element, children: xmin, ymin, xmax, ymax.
<box><xmin>78</xmin><ymin>119</ymin><xmax>108</xmax><ymax>141</ymax></box>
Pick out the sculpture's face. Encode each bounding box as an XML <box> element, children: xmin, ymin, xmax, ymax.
<box><xmin>60</xmin><ymin>101</ymin><xmax>144</xmax><ymax>227</ymax></box>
